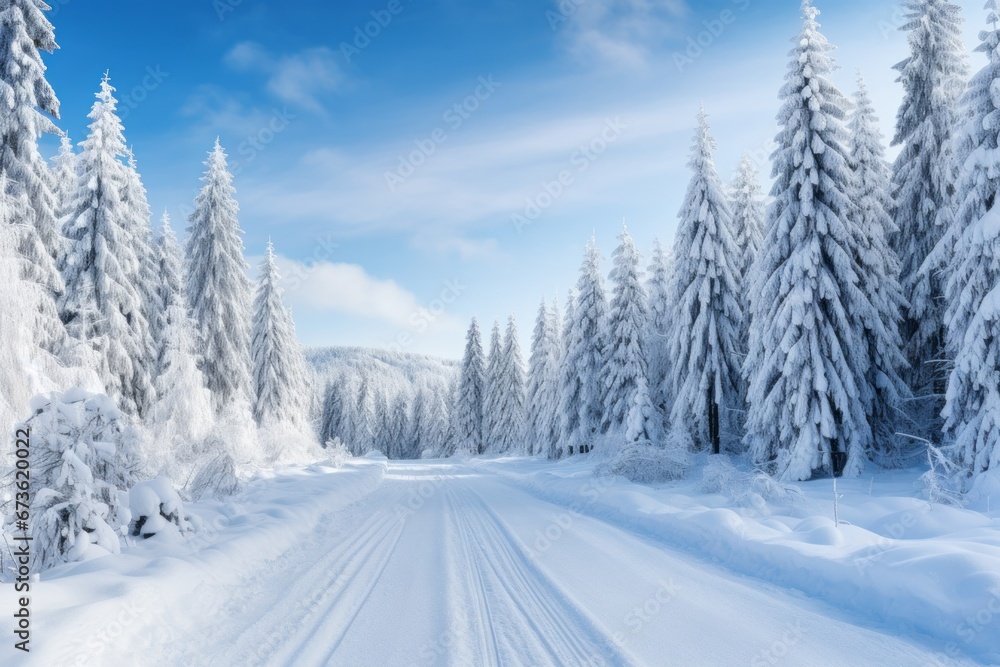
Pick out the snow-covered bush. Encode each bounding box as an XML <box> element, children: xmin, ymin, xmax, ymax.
<box><xmin>188</xmin><ymin>453</ymin><xmax>241</xmax><ymax>501</ymax></box>
<box><xmin>918</xmin><ymin>444</ymin><xmax>964</xmax><ymax>508</ymax></box>
<box><xmin>26</xmin><ymin>389</ymin><xmax>139</xmax><ymax>571</ymax></box>
<box><xmin>595</xmin><ymin>438</ymin><xmax>689</xmax><ymax>484</ymax></box>
<box><xmin>699</xmin><ymin>456</ymin><xmax>803</xmax><ymax>509</ymax></box>
<box><xmin>323</xmin><ymin>438</ymin><xmax>352</xmax><ymax>469</ymax></box>
<box><xmin>129</xmin><ymin>477</ymin><xmax>193</xmax><ymax>539</ymax></box>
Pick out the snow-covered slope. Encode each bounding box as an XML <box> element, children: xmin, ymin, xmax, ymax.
<box><xmin>306</xmin><ymin>346</ymin><xmax>457</xmax><ymax>398</ymax></box>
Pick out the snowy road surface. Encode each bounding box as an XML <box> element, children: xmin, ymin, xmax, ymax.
<box><xmin>146</xmin><ymin>460</ymin><xmax>953</xmax><ymax>667</ymax></box>
<box><xmin>9</xmin><ymin>459</ymin><xmax>974</xmax><ymax>666</ymax></box>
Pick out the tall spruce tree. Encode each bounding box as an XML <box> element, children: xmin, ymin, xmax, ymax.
<box><xmin>0</xmin><ymin>0</ymin><xmax>67</xmax><ymax>357</ymax></box>
<box><xmin>250</xmin><ymin>242</ymin><xmax>308</xmax><ymax>427</ymax></box>
<box><xmin>60</xmin><ymin>75</ymin><xmax>155</xmax><ymax>417</ymax></box>
<box><xmin>729</xmin><ymin>153</ymin><xmax>766</xmax><ymax>348</ymax></box>
<box><xmin>483</xmin><ymin>320</ymin><xmax>504</xmax><ymax>453</ymax></box>
<box><xmin>943</xmin><ymin>3</ymin><xmax>1000</xmax><ymax>488</ymax></box>
<box><xmin>848</xmin><ymin>72</ymin><xmax>910</xmax><ymax>466</ymax></box>
<box><xmin>604</xmin><ymin>224</ymin><xmax>657</xmax><ymax>444</ymax></box>
<box><xmin>891</xmin><ymin>0</ymin><xmax>968</xmax><ymax>424</ymax></box>
<box><xmin>557</xmin><ymin>289</ymin><xmax>579</xmax><ymax>458</ymax></box>
<box><xmin>186</xmin><ymin>139</ymin><xmax>253</xmax><ymax>412</ymax></box>
<box><xmin>494</xmin><ymin>316</ymin><xmax>526</xmax><ymax>453</ymax></box>
<box><xmin>526</xmin><ymin>299</ymin><xmax>559</xmax><ymax>456</ymax></box>
<box><xmin>667</xmin><ymin>111</ymin><xmax>743</xmax><ymax>454</ymax></box>
<box><xmin>457</xmin><ymin>318</ymin><xmax>486</xmax><ymax>454</ymax></box>
<box><xmin>645</xmin><ymin>239</ymin><xmax>673</xmax><ymax>419</ymax></box>
<box><xmin>150</xmin><ymin>214</ymin><xmax>213</xmax><ymax>447</ymax></box>
<box><xmin>744</xmin><ymin>2</ymin><xmax>871</xmax><ymax>481</ymax></box>
<box><xmin>565</xmin><ymin>239</ymin><xmax>609</xmax><ymax>447</ymax></box>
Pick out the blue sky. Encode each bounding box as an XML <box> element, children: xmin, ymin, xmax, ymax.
<box><xmin>42</xmin><ymin>0</ymin><xmax>987</xmax><ymax>358</ymax></box>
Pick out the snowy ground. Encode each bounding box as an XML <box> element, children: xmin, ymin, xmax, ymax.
<box><xmin>2</xmin><ymin>455</ymin><xmax>997</xmax><ymax>666</ymax></box>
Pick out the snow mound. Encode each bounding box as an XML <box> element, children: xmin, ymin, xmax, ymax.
<box><xmin>129</xmin><ymin>478</ymin><xmax>193</xmax><ymax>540</ymax></box>
<box><xmin>595</xmin><ymin>438</ymin><xmax>689</xmax><ymax>484</ymax></box>
<box><xmin>700</xmin><ymin>456</ymin><xmax>804</xmax><ymax>508</ymax></box>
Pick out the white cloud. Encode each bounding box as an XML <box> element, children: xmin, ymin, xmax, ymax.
<box><xmin>556</xmin><ymin>0</ymin><xmax>688</xmax><ymax>70</ymax></box>
<box><xmin>225</xmin><ymin>42</ymin><xmax>341</xmax><ymax>113</ymax></box>
<box><xmin>262</xmin><ymin>255</ymin><xmax>464</xmax><ymax>338</ymax></box>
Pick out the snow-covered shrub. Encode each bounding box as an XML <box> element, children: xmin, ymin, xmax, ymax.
<box><xmin>699</xmin><ymin>456</ymin><xmax>803</xmax><ymax>509</ymax></box>
<box><xmin>188</xmin><ymin>453</ymin><xmax>241</xmax><ymax>501</ymax></box>
<box><xmin>596</xmin><ymin>438</ymin><xmax>690</xmax><ymax>484</ymax></box>
<box><xmin>323</xmin><ymin>438</ymin><xmax>352</xmax><ymax>469</ymax></box>
<box><xmin>918</xmin><ymin>444</ymin><xmax>964</xmax><ymax>507</ymax></box>
<box><xmin>27</xmin><ymin>389</ymin><xmax>139</xmax><ymax>571</ymax></box>
<box><xmin>129</xmin><ymin>478</ymin><xmax>193</xmax><ymax>539</ymax></box>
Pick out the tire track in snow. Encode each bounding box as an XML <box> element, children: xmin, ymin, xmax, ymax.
<box><xmin>158</xmin><ymin>481</ymin><xmax>412</xmax><ymax>666</ymax></box>
<box><xmin>446</xmin><ymin>478</ymin><xmax>639</xmax><ymax>667</ymax></box>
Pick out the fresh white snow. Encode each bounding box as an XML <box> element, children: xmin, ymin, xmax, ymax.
<box><xmin>3</xmin><ymin>455</ymin><xmax>994</xmax><ymax>666</ymax></box>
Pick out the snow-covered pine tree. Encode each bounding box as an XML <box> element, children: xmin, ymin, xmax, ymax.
<box><xmin>493</xmin><ymin>315</ymin><xmax>526</xmax><ymax>454</ymax></box>
<box><xmin>186</xmin><ymin>139</ymin><xmax>253</xmax><ymax>413</ymax></box>
<box><xmin>50</xmin><ymin>134</ymin><xmax>76</xmax><ymax>232</ymax></box>
<box><xmin>150</xmin><ymin>213</ymin><xmax>213</xmax><ymax>468</ymax></box>
<box><xmin>668</xmin><ymin>110</ymin><xmax>743</xmax><ymax>454</ymax></box>
<box><xmin>943</xmin><ymin>4</ymin><xmax>1000</xmax><ymax>490</ymax></box>
<box><xmin>388</xmin><ymin>392</ymin><xmax>410</xmax><ymax>459</ymax></box>
<box><xmin>121</xmin><ymin>149</ymin><xmax>160</xmax><ymax>408</ymax></box>
<box><xmin>28</xmin><ymin>388</ymin><xmax>140</xmax><ymax>571</ymax></box>
<box><xmin>729</xmin><ymin>153</ymin><xmax>766</xmax><ymax>339</ymax></box>
<box><xmin>565</xmin><ymin>239</ymin><xmax>609</xmax><ymax>448</ymax></box>
<box><xmin>0</xmin><ymin>175</ymin><xmax>47</xmax><ymax>430</ymax></box>
<box><xmin>526</xmin><ymin>299</ymin><xmax>557</xmax><ymax>455</ymax></box>
<box><xmin>60</xmin><ymin>75</ymin><xmax>155</xmax><ymax>417</ymax></box>
<box><xmin>943</xmin><ymin>208</ymin><xmax>1000</xmax><ymax>490</ymax></box>
<box><xmin>744</xmin><ymin>2</ymin><xmax>871</xmax><ymax>481</ymax></box>
<box><xmin>544</xmin><ymin>297</ymin><xmax>564</xmax><ymax>453</ymax></box>
<box><xmin>407</xmin><ymin>386</ymin><xmax>430</xmax><ymax>457</ymax></box>
<box><xmin>483</xmin><ymin>320</ymin><xmax>504</xmax><ymax>453</ymax></box>
<box><xmin>891</xmin><ymin>0</ymin><xmax>968</xmax><ymax>425</ymax></box>
<box><xmin>457</xmin><ymin>318</ymin><xmax>486</xmax><ymax>454</ymax></box>
<box><xmin>0</xmin><ymin>0</ymin><xmax>67</xmax><ymax>357</ymax></box>
<box><xmin>556</xmin><ymin>289</ymin><xmax>580</xmax><ymax>458</ymax></box>
<box><xmin>350</xmin><ymin>376</ymin><xmax>375</xmax><ymax>455</ymax></box>
<box><xmin>250</xmin><ymin>242</ymin><xmax>309</xmax><ymax>428</ymax></box>
<box><xmin>371</xmin><ymin>389</ymin><xmax>391</xmax><ymax>456</ymax></box>
<box><xmin>946</xmin><ymin>5</ymin><xmax>1000</xmax><ymax>358</ymax></box>
<box><xmin>603</xmin><ymin>224</ymin><xmax>656</xmax><ymax>444</ymax></box>
<box><xmin>320</xmin><ymin>379</ymin><xmax>348</xmax><ymax>445</ymax></box>
<box><xmin>645</xmin><ymin>239</ymin><xmax>672</xmax><ymax>419</ymax></box>
<box><xmin>848</xmin><ymin>71</ymin><xmax>910</xmax><ymax>466</ymax></box>
<box><xmin>426</xmin><ymin>381</ymin><xmax>451</xmax><ymax>456</ymax></box>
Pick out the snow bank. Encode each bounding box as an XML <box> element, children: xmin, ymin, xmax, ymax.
<box><xmin>0</xmin><ymin>458</ymin><xmax>386</xmax><ymax>665</ymax></box>
<box><xmin>477</xmin><ymin>457</ymin><xmax>1000</xmax><ymax>664</ymax></box>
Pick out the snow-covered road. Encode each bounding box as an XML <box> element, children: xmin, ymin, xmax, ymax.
<box><xmin>138</xmin><ymin>460</ymin><xmax>956</xmax><ymax>667</ymax></box>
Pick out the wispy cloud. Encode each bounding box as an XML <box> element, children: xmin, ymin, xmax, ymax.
<box><xmin>263</xmin><ymin>254</ymin><xmax>461</xmax><ymax>335</ymax></box>
<box><xmin>556</xmin><ymin>0</ymin><xmax>688</xmax><ymax>70</ymax></box>
<box><xmin>224</xmin><ymin>42</ymin><xmax>342</xmax><ymax>113</ymax></box>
